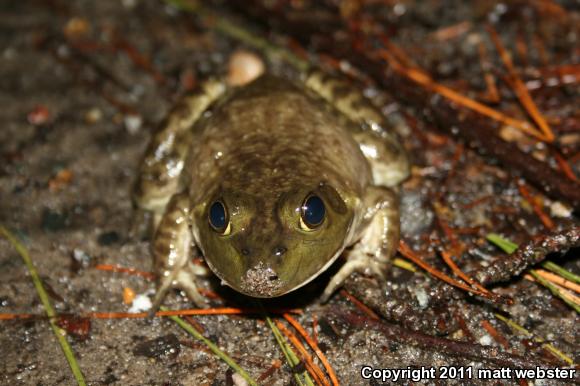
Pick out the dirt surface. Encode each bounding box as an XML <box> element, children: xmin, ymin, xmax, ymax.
<box><xmin>0</xmin><ymin>1</ymin><xmax>578</xmax><ymax>385</ymax></box>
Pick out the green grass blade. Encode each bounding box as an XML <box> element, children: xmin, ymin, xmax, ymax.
<box><xmin>164</xmin><ymin>0</ymin><xmax>309</xmax><ymax>71</ymax></box>
<box><xmin>264</xmin><ymin>314</ymin><xmax>315</xmax><ymax>386</ymax></box>
<box><xmin>0</xmin><ymin>226</ymin><xmax>87</xmax><ymax>386</ymax></box>
<box><xmin>163</xmin><ymin>307</ymin><xmax>258</xmax><ymax>386</ymax></box>
<box><xmin>541</xmin><ymin>261</ymin><xmax>580</xmax><ymax>284</ymax></box>
<box><xmin>528</xmin><ymin>270</ymin><xmax>580</xmax><ymax>314</ymax></box>
<box><xmin>486</xmin><ymin>233</ymin><xmax>579</xmax><ymax>314</ymax></box>
<box><xmin>494</xmin><ymin>313</ymin><xmax>574</xmax><ymax>365</ymax></box>
<box><xmin>486</xmin><ymin>233</ymin><xmax>518</xmax><ymax>254</ymax></box>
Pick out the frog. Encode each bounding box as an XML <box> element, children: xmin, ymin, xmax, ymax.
<box><xmin>133</xmin><ymin>69</ymin><xmax>410</xmax><ymax>310</ymax></box>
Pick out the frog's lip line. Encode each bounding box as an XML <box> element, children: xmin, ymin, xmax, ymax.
<box><xmin>205</xmin><ymin>246</ymin><xmax>347</xmax><ymax>298</ymax></box>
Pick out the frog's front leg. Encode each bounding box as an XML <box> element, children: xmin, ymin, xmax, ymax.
<box><xmin>151</xmin><ymin>192</ymin><xmax>209</xmax><ymax>311</ymax></box>
<box><xmin>321</xmin><ymin>186</ymin><xmax>399</xmax><ymax>301</ymax></box>
<box><xmin>133</xmin><ymin>79</ymin><xmax>227</xmax><ymax>233</ymax></box>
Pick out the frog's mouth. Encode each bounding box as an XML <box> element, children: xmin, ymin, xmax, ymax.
<box><xmin>239</xmin><ymin>262</ymin><xmax>283</xmax><ymax>297</ymax></box>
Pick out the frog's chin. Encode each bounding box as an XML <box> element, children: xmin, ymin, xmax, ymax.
<box><xmin>218</xmin><ymin>247</ymin><xmax>346</xmax><ymax>299</ymax></box>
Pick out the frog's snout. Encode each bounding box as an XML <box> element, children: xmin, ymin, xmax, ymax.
<box><xmin>240</xmin><ymin>262</ymin><xmax>283</xmax><ymax>297</ymax></box>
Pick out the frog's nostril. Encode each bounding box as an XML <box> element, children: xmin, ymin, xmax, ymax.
<box><xmin>241</xmin><ymin>248</ymin><xmax>251</xmax><ymax>256</ymax></box>
<box><xmin>273</xmin><ymin>246</ymin><xmax>287</xmax><ymax>257</ymax></box>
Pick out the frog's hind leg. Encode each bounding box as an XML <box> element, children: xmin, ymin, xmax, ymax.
<box><xmin>151</xmin><ymin>193</ymin><xmax>210</xmax><ymax>312</ymax></box>
<box><xmin>304</xmin><ymin>71</ymin><xmax>410</xmax><ymax>188</ymax></box>
<box><xmin>133</xmin><ymin>79</ymin><xmax>227</xmax><ymax>234</ymax></box>
<box><xmin>321</xmin><ymin>186</ymin><xmax>399</xmax><ymax>302</ymax></box>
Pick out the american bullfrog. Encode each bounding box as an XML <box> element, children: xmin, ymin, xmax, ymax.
<box><xmin>133</xmin><ymin>71</ymin><xmax>410</xmax><ymax>309</ymax></box>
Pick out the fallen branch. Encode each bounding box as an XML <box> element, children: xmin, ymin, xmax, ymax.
<box><xmin>475</xmin><ymin>227</ymin><xmax>580</xmax><ymax>286</ymax></box>
<box><xmin>333</xmin><ymin>309</ymin><xmax>567</xmax><ymax>371</ymax></box>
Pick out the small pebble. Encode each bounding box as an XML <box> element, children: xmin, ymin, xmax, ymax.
<box><xmin>85</xmin><ymin>108</ymin><xmax>103</xmax><ymax>124</ymax></box>
<box><xmin>124</xmin><ymin>114</ymin><xmax>143</xmax><ymax>134</ymax></box>
<box><xmin>550</xmin><ymin>201</ymin><xmax>572</xmax><ymax>218</ymax></box>
<box><xmin>132</xmin><ymin>334</ymin><xmax>181</xmax><ymax>359</ymax></box>
<box><xmin>478</xmin><ymin>334</ymin><xmax>492</xmax><ymax>346</ymax></box>
<box><xmin>232</xmin><ymin>373</ymin><xmax>249</xmax><ymax>386</ymax></box>
<box><xmin>27</xmin><ymin>105</ymin><xmax>51</xmax><ymax>125</ymax></box>
<box><xmin>97</xmin><ymin>231</ymin><xmax>121</xmax><ymax>245</ymax></box>
<box><xmin>227</xmin><ymin>50</ymin><xmax>265</xmax><ymax>86</ymax></box>
<box><xmin>64</xmin><ymin>17</ymin><xmax>90</xmax><ymax>40</ymax></box>
<box><xmin>128</xmin><ymin>293</ymin><xmax>152</xmax><ymax>313</ymax></box>
<box><xmin>41</xmin><ymin>208</ymin><xmax>68</xmax><ymax>231</ymax></box>
<box><xmin>73</xmin><ymin>248</ymin><xmax>92</xmax><ymax>268</ymax></box>
<box><xmin>123</xmin><ymin>287</ymin><xmax>136</xmax><ymax>305</ymax></box>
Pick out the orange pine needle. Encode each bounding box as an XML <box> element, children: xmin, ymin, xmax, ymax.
<box><xmin>275</xmin><ymin>320</ymin><xmax>330</xmax><ymax>386</ymax></box>
<box><xmin>481</xmin><ymin>320</ymin><xmax>510</xmax><ymax>349</ymax></box>
<box><xmin>340</xmin><ymin>289</ymin><xmax>379</xmax><ymax>320</ymax></box>
<box><xmin>398</xmin><ymin>240</ymin><xmax>491</xmax><ymax>298</ymax></box>
<box><xmin>283</xmin><ymin>314</ymin><xmax>340</xmax><ymax>386</ymax></box>
<box><xmin>478</xmin><ymin>42</ymin><xmax>500</xmax><ymax>103</ymax></box>
<box><xmin>94</xmin><ymin>264</ymin><xmax>155</xmax><ymax>280</ymax></box>
<box><xmin>554</xmin><ymin>152</ymin><xmax>578</xmax><ymax>182</ymax></box>
<box><xmin>431</xmin><ymin>21</ymin><xmax>472</xmax><ymax>41</ymax></box>
<box><xmin>487</xmin><ymin>25</ymin><xmax>555</xmax><ymax>142</ymax></box>
<box><xmin>376</xmin><ymin>48</ymin><xmax>546</xmax><ymax>141</ymax></box>
<box><xmin>258</xmin><ymin>359</ymin><xmax>282</xmax><ymax>382</ymax></box>
<box><xmin>312</xmin><ymin>314</ymin><xmax>319</xmax><ymax>345</ymax></box>
<box><xmin>440</xmin><ymin>250</ymin><xmax>493</xmax><ymax>298</ymax></box>
<box><xmin>1</xmin><ymin>308</ymin><xmax>301</xmax><ymax>321</ymax></box>
<box><xmin>517</xmin><ymin>182</ymin><xmax>555</xmax><ymax>230</ymax></box>
<box><xmin>0</xmin><ymin>313</ymin><xmax>36</xmax><ymax>320</ymax></box>
<box><xmin>528</xmin><ymin>270</ymin><xmax>580</xmax><ymax>294</ymax></box>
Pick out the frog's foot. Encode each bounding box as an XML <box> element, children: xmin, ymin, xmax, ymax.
<box><xmin>151</xmin><ymin>261</ymin><xmax>210</xmax><ymax>312</ymax></box>
<box><xmin>321</xmin><ymin>250</ymin><xmax>387</xmax><ymax>302</ymax></box>
<box><xmin>321</xmin><ymin>186</ymin><xmax>399</xmax><ymax>302</ymax></box>
<box><xmin>150</xmin><ymin>192</ymin><xmax>210</xmax><ymax>313</ymax></box>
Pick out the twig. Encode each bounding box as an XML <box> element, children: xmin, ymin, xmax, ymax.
<box><xmin>480</xmin><ymin>228</ymin><xmax>580</xmax><ymax>286</ymax></box>
<box><xmin>334</xmin><ymin>309</ymin><xmax>565</xmax><ymax>370</ymax></box>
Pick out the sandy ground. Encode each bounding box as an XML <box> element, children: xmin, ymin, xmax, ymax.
<box><xmin>0</xmin><ymin>1</ymin><xmax>578</xmax><ymax>385</ymax></box>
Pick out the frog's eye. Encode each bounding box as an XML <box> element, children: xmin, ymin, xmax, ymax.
<box><xmin>209</xmin><ymin>200</ymin><xmax>231</xmax><ymax>235</ymax></box>
<box><xmin>300</xmin><ymin>194</ymin><xmax>326</xmax><ymax>230</ymax></box>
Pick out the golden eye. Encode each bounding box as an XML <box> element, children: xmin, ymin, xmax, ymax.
<box><xmin>299</xmin><ymin>194</ymin><xmax>325</xmax><ymax>230</ymax></box>
<box><xmin>208</xmin><ymin>200</ymin><xmax>231</xmax><ymax>235</ymax></box>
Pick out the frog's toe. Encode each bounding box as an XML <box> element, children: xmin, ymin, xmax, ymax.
<box><xmin>321</xmin><ymin>253</ymin><xmax>386</xmax><ymax>302</ymax></box>
<box><xmin>150</xmin><ymin>262</ymin><xmax>210</xmax><ymax>312</ymax></box>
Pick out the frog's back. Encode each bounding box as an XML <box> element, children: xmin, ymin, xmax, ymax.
<box><xmin>187</xmin><ymin>75</ymin><xmax>372</xmax><ymax>202</ymax></box>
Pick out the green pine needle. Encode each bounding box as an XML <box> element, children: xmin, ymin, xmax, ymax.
<box><xmin>0</xmin><ymin>226</ymin><xmax>87</xmax><ymax>386</ymax></box>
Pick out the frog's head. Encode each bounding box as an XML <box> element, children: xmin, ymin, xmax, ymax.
<box><xmin>193</xmin><ymin>183</ymin><xmax>355</xmax><ymax>298</ymax></box>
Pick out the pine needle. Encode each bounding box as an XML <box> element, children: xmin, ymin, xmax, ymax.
<box><xmin>264</xmin><ymin>314</ymin><xmax>315</xmax><ymax>386</ymax></box>
<box><xmin>163</xmin><ymin>306</ymin><xmax>258</xmax><ymax>385</ymax></box>
<box><xmin>0</xmin><ymin>226</ymin><xmax>87</xmax><ymax>386</ymax></box>
<box><xmin>494</xmin><ymin>313</ymin><xmax>574</xmax><ymax>365</ymax></box>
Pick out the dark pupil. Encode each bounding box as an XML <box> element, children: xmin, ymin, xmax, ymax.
<box><xmin>303</xmin><ymin>195</ymin><xmax>325</xmax><ymax>227</ymax></box>
<box><xmin>209</xmin><ymin>201</ymin><xmax>227</xmax><ymax>231</ymax></box>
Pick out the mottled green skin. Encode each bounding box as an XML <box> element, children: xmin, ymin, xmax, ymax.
<box><xmin>134</xmin><ymin>72</ymin><xmax>409</xmax><ymax>305</ymax></box>
<box><xmin>188</xmin><ymin>77</ymin><xmax>371</xmax><ymax>296</ymax></box>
